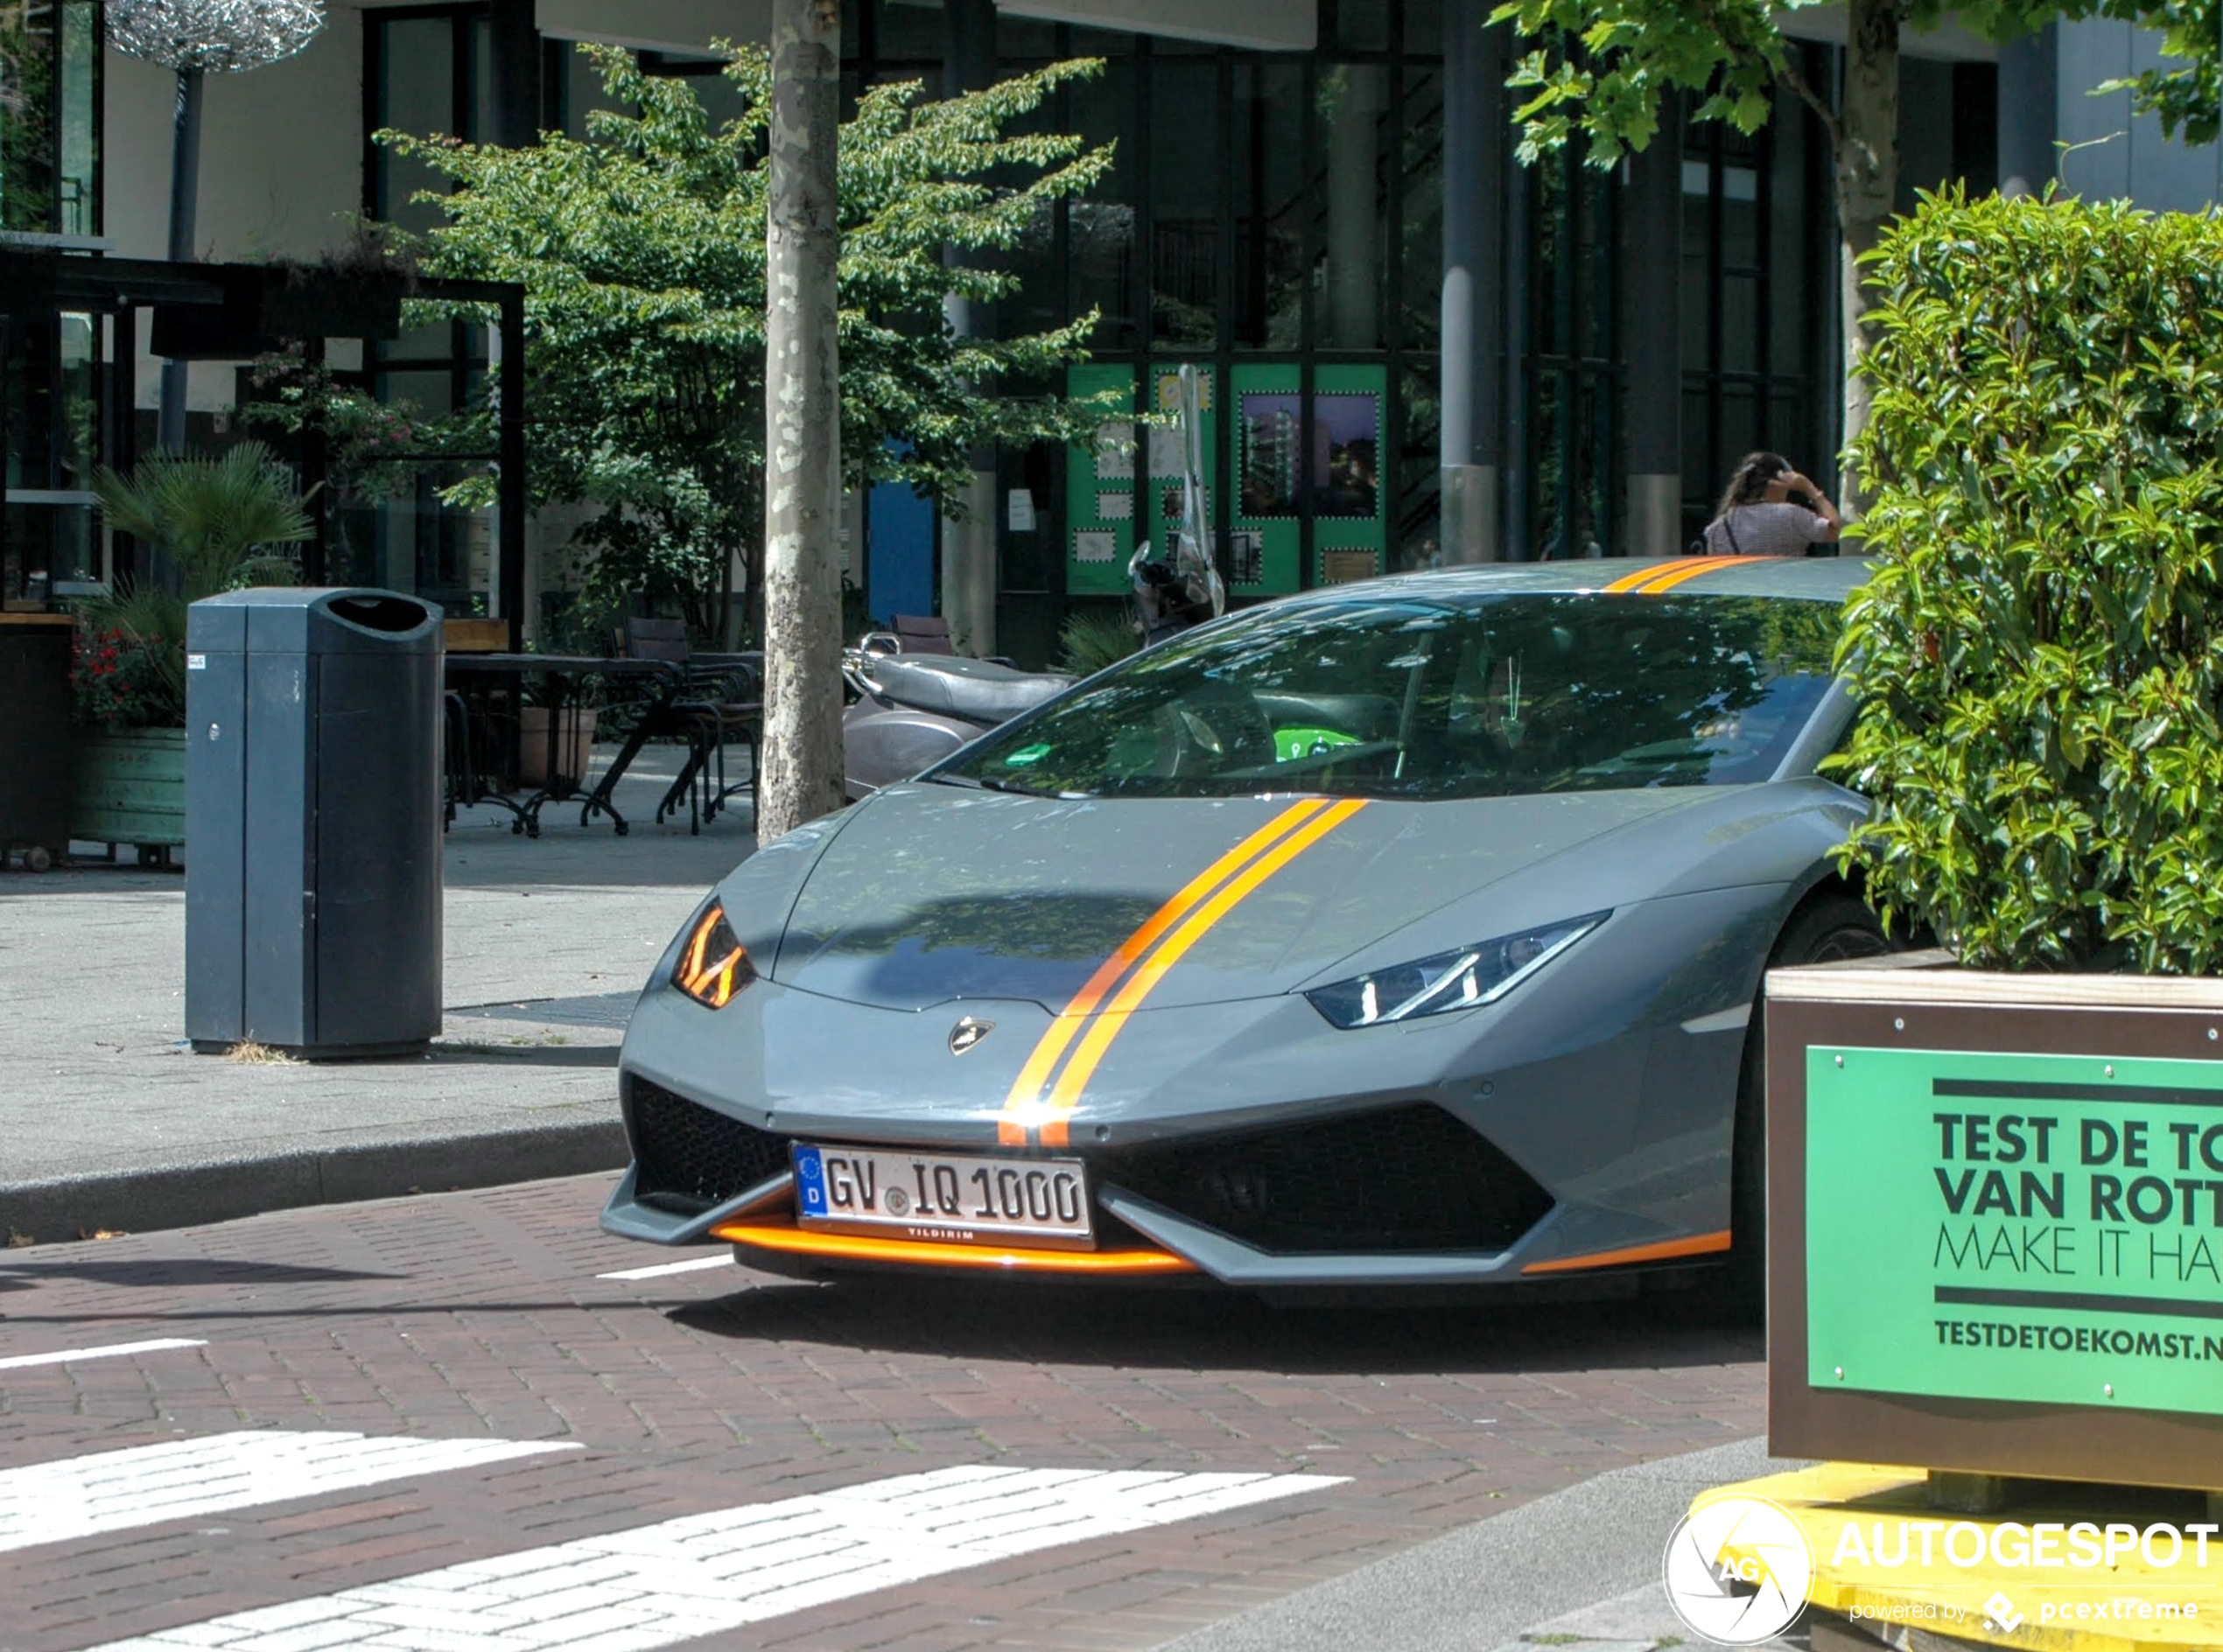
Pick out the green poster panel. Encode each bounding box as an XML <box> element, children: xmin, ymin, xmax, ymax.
<box><xmin>1807</xmin><ymin>1045</ymin><xmax>2223</xmax><ymax>1417</ymax></box>
<box><xmin>1229</xmin><ymin>363</ymin><xmax>1301</xmax><ymax>595</ymax></box>
<box><xmin>1145</xmin><ymin>362</ymin><xmax>1217</xmax><ymax>578</ymax></box>
<box><xmin>1312</xmin><ymin>363</ymin><xmax>1388</xmax><ymax>585</ymax></box>
<box><xmin>1064</xmin><ymin>363</ymin><xmax>1136</xmax><ymax>597</ymax></box>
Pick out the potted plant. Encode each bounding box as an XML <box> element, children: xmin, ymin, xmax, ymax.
<box><xmin>71</xmin><ymin>443</ymin><xmax>312</xmax><ymax>857</ymax></box>
<box><xmin>1762</xmin><ymin>190</ymin><xmax>2223</xmax><ymax>1502</ymax></box>
<box><xmin>517</xmin><ymin>671</ymin><xmax>601</xmax><ymax>789</ymax></box>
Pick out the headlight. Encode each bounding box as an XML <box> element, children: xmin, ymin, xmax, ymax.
<box><xmin>672</xmin><ymin>902</ymin><xmax>756</xmax><ymax>1010</ymax></box>
<box><xmin>1303</xmin><ymin>913</ymin><xmax>1608</xmax><ymax>1029</ymax></box>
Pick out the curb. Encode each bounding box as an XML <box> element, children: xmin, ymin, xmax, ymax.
<box><xmin>1161</xmin><ymin>1435</ymin><xmax>1797</xmax><ymax>1652</ymax></box>
<box><xmin>0</xmin><ymin>1118</ymin><xmax>629</xmax><ymax>1245</ymax></box>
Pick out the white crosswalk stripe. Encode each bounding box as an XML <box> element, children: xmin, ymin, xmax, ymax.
<box><xmin>81</xmin><ymin>1464</ymin><xmax>1346</xmax><ymax>1651</ymax></box>
<box><xmin>595</xmin><ymin>1255</ymin><xmax>734</xmax><ymax>1281</ymax></box>
<box><xmin>0</xmin><ymin>1431</ymin><xmax>581</xmax><ymax>1554</ymax></box>
<box><xmin>0</xmin><ymin>1337</ymin><xmax>207</xmax><ymax>1370</ymax></box>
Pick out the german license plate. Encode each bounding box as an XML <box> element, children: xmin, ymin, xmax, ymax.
<box><xmin>790</xmin><ymin>1143</ymin><xmax>1095</xmax><ymax>1250</ymax></box>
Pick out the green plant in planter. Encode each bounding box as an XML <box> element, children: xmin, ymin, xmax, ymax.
<box><xmin>71</xmin><ymin>615</ymin><xmax>182</xmax><ymax>731</ymax></box>
<box><xmin>93</xmin><ymin>442</ymin><xmax>313</xmax><ymax>599</ymax></box>
<box><xmin>1832</xmin><ymin>189</ymin><xmax>2223</xmax><ymax>973</ymax></box>
<box><xmin>1056</xmin><ymin>604</ymin><xmax>1141</xmax><ymax>677</ymax></box>
<box><xmin>74</xmin><ymin>442</ymin><xmax>314</xmax><ymax>730</ymax></box>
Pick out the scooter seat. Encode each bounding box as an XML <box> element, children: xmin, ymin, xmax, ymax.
<box><xmin>870</xmin><ymin>654</ymin><xmax>1073</xmax><ymax>724</ymax></box>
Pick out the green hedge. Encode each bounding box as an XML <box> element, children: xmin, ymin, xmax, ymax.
<box><xmin>1834</xmin><ymin>191</ymin><xmax>2223</xmax><ymax>973</ymax></box>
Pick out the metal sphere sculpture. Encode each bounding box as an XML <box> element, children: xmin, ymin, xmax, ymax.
<box><xmin>106</xmin><ymin>0</ymin><xmax>326</xmax><ymax>74</ymax></box>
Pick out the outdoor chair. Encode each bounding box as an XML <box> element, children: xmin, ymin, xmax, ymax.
<box><xmin>887</xmin><ymin>612</ymin><xmax>1018</xmax><ymax>668</ymax></box>
<box><xmin>891</xmin><ymin>613</ymin><xmax>956</xmax><ymax>655</ymax></box>
<box><xmin>440</xmin><ymin>616</ymin><xmax>510</xmax><ymax>822</ymax></box>
<box><xmin>619</xmin><ymin>618</ymin><xmax>761</xmax><ymax>833</ymax></box>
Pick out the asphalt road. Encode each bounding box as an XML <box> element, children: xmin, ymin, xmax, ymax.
<box><xmin>0</xmin><ymin>1172</ymin><xmax>1768</xmax><ymax>1651</ymax></box>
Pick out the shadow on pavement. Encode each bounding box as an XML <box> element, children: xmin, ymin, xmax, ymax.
<box><xmin>430</xmin><ymin>1043</ymin><xmax>621</xmax><ymax>1068</ymax></box>
<box><xmin>669</xmin><ymin>1275</ymin><xmax>1762</xmax><ymax>1377</ymax></box>
<box><xmin>0</xmin><ymin>1259</ymin><xmax>401</xmax><ymax>1293</ymax></box>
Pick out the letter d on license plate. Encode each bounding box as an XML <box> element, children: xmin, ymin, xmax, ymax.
<box><xmin>791</xmin><ymin>1143</ymin><xmax>1095</xmax><ymax>1250</ymax></box>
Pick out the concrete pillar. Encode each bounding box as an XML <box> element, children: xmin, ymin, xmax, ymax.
<box><xmin>939</xmin><ymin>0</ymin><xmax>998</xmax><ymax>656</ymax></box>
<box><xmin>1997</xmin><ymin>22</ymin><xmax>2056</xmax><ymax>200</ymax></box>
<box><xmin>488</xmin><ymin>0</ymin><xmax>542</xmax><ymax>149</ymax></box>
<box><xmin>1620</xmin><ymin>114</ymin><xmax>1683</xmax><ymax>557</ymax></box>
<box><xmin>1502</xmin><ymin>88</ymin><xmax>1531</xmax><ymax>559</ymax></box>
<box><xmin>1440</xmin><ymin>0</ymin><xmax>1503</xmax><ymax>563</ymax></box>
<box><xmin>1325</xmin><ymin>65</ymin><xmax>1385</xmax><ymax>349</ymax></box>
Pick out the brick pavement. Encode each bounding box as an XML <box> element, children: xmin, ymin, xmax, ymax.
<box><xmin>0</xmin><ymin>1172</ymin><xmax>1764</xmax><ymax>1651</ymax></box>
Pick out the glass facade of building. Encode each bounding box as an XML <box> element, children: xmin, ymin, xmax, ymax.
<box><xmin>358</xmin><ymin>4</ymin><xmax>500</xmax><ymax>618</ymax></box>
<box><xmin>845</xmin><ymin>5</ymin><xmax>1451</xmax><ymax>663</ymax></box>
<box><xmin>0</xmin><ymin>0</ymin><xmax>101</xmax><ymax>610</ymax></box>
<box><xmin>331</xmin><ymin>1</ymin><xmax>1995</xmax><ymax>662</ymax></box>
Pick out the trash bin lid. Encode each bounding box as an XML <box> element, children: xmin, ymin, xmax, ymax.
<box><xmin>187</xmin><ymin>588</ymin><xmax>443</xmax><ymax>654</ymax></box>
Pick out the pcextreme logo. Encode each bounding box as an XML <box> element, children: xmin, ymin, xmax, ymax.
<box><xmin>1662</xmin><ymin>1494</ymin><xmax>1814</xmax><ymax>1645</ymax></box>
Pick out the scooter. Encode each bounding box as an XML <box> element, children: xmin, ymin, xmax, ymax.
<box><xmin>840</xmin><ymin>639</ymin><xmax>1073</xmax><ymax>800</ymax></box>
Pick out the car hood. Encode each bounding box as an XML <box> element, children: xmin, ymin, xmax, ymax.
<box><xmin>769</xmin><ymin>782</ymin><xmax>1730</xmax><ymax>1012</ymax></box>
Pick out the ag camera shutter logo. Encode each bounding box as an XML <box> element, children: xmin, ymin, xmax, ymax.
<box><xmin>1662</xmin><ymin>1494</ymin><xmax>1813</xmax><ymax>1645</ymax></box>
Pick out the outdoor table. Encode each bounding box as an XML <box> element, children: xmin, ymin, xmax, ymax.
<box><xmin>441</xmin><ymin>654</ymin><xmax>685</xmax><ymax>837</ymax></box>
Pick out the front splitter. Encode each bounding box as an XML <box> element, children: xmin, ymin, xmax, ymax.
<box><xmin>711</xmin><ymin>1216</ymin><xmax>1200</xmax><ymax>1276</ymax></box>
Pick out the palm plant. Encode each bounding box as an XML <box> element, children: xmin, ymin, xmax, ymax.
<box><xmin>77</xmin><ymin>442</ymin><xmax>312</xmax><ymax>728</ymax></box>
<box><xmin>93</xmin><ymin>441</ymin><xmax>313</xmax><ymax>600</ymax></box>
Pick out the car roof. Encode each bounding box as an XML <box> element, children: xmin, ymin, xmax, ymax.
<box><xmin>1273</xmin><ymin>555</ymin><xmax>1872</xmax><ymax>610</ymax></box>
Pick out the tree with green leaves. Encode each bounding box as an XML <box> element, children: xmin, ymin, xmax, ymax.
<box><xmin>1488</xmin><ymin>1</ymin><xmax>2222</xmax><ymax>492</ymax></box>
<box><xmin>375</xmin><ymin>42</ymin><xmax>1119</xmax><ymax>644</ymax></box>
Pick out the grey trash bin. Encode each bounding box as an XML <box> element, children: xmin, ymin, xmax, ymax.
<box><xmin>185</xmin><ymin>588</ymin><xmax>445</xmax><ymax>1058</ymax></box>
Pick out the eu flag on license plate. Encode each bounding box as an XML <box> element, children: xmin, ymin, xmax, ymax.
<box><xmin>791</xmin><ymin>1144</ymin><xmax>827</xmax><ymax>1215</ymax></box>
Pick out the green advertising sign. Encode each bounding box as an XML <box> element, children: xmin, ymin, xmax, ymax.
<box><xmin>1064</xmin><ymin>362</ymin><xmax>1137</xmax><ymax>597</ymax></box>
<box><xmin>1808</xmin><ymin>1046</ymin><xmax>2223</xmax><ymax>1416</ymax></box>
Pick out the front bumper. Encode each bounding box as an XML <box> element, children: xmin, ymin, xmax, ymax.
<box><xmin>599</xmin><ymin>1070</ymin><xmax>1722</xmax><ymax>1289</ymax></box>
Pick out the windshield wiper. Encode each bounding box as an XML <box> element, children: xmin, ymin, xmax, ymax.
<box><xmin>926</xmin><ymin>772</ymin><xmax>1067</xmax><ymax>797</ymax></box>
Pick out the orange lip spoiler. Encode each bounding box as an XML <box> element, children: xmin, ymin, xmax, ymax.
<box><xmin>711</xmin><ymin>1217</ymin><xmax>1199</xmax><ymax>1275</ymax></box>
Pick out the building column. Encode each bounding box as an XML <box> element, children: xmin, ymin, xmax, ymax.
<box><xmin>1620</xmin><ymin>113</ymin><xmax>1682</xmax><ymax>558</ymax></box>
<box><xmin>1997</xmin><ymin>22</ymin><xmax>2056</xmax><ymax>200</ymax></box>
<box><xmin>1439</xmin><ymin>0</ymin><xmax>1503</xmax><ymax>563</ymax></box>
<box><xmin>488</xmin><ymin>0</ymin><xmax>542</xmax><ymax>150</ymax></box>
<box><xmin>939</xmin><ymin>0</ymin><xmax>998</xmax><ymax>657</ymax></box>
<box><xmin>490</xmin><ymin>0</ymin><xmax>539</xmax><ymax>642</ymax></box>
<box><xmin>1325</xmin><ymin>65</ymin><xmax>1385</xmax><ymax>349</ymax></box>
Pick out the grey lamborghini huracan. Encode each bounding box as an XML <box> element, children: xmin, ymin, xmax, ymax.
<box><xmin>601</xmin><ymin>555</ymin><xmax>1887</xmax><ymax>1292</ymax></box>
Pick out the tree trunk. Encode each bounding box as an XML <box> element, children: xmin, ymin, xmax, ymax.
<box><xmin>758</xmin><ymin>0</ymin><xmax>846</xmax><ymax>840</ymax></box>
<box><xmin>1835</xmin><ymin>0</ymin><xmax>1900</xmax><ymax>511</ymax></box>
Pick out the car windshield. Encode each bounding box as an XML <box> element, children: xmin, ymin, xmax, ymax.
<box><xmin>936</xmin><ymin>592</ymin><xmax>1841</xmax><ymax>802</ymax></box>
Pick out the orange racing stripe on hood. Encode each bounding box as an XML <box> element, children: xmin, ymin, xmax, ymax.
<box><xmin>1637</xmin><ymin>555</ymin><xmax>1784</xmax><ymax>595</ymax></box>
<box><xmin>1601</xmin><ymin>556</ymin><xmax>1737</xmax><ymax>594</ymax></box>
<box><xmin>1038</xmin><ymin>797</ymin><xmax>1371</xmax><ymax>1148</ymax></box>
<box><xmin>997</xmin><ymin>798</ymin><xmax>1330</xmax><ymax>1146</ymax></box>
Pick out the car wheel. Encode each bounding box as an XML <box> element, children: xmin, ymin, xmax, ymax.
<box><xmin>1724</xmin><ymin>891</ymin><xmax>1887</xmax><ymax>1318</ymax></box>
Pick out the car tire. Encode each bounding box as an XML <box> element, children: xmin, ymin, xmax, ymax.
<box><xmin>1724</xmin><ymin>891</ymin><xmax>1887</xmax><ymax>1320</ymax></box>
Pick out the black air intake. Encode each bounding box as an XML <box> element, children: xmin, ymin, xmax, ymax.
<box><xmin>626</xmin><ymin>1076</ymin><xmax>791</xmax><ymax>1214</ymax></box>
<box><xmin>1097</xmin><ymin>1102</ymin><xmax>1553</xmax><ymax>1255</ymax></box>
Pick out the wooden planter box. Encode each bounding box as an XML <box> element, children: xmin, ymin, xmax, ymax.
<box><xmin>1767</xmin><ymin>958</ymin><xmax>2223</xmax><ymax>1492</ymax></box>
<box><xmin>72</xmin><ymin>726</ymin><xmax>187</xmax><ymax>850</ymax></box>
